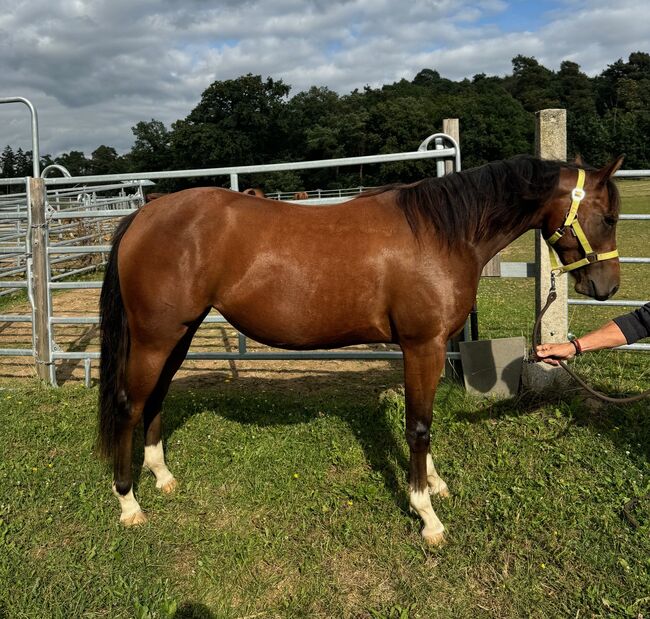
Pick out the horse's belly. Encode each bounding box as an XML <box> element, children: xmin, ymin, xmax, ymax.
<box><xmin>215</xmin><ymin>291</ymin><xmax>392</xmax><ymax>350</ymax></box>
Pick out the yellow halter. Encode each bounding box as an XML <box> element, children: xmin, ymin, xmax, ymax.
<box><xmin>545</xmin><ymin>168</ymin><xmax>619</xmax><ymax>273</ymax></box>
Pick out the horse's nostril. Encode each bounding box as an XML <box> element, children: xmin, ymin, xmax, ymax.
<box><xmin>610</xmin><ymin>285</ymin><xmax>619</xmax><ymax>298</ymax></box>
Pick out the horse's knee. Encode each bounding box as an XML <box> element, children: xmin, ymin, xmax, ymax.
<box><xmin>406</xmin><ymin>420</ymin><xmax>430</xmax><ymax>451</ymax></box>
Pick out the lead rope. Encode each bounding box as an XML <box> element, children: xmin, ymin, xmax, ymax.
<box><xmin>532</xmin><ymin>277</ymin><xmax>650</xmax><ymax>404</ymax></box>
<box><xmin>532</xmin><ymin>277</ymin><xmax>650</xmax><ymax>527</ymax></box>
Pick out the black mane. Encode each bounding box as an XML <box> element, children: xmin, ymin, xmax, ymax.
<box><xmin>362</xmin><ymin>155</ymin><xmax>584</xmax><ymax>245</ymax></box>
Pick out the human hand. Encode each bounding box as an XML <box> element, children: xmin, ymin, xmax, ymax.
<box><xmin>535</xmin><ymin>342</ymin><xmax>576</xmax><ymax>365</ymax></box>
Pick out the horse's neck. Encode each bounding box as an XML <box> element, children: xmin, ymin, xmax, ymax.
<box><xmin>473</xmin><ymin>204</ymin><xmax>545</xmax><ymax>270</ymax></box>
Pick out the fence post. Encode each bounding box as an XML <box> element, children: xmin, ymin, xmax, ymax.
<box><xmin>441</xmin><ymin>118</ymin><xmax>465</xmax><ymax>381</ymax></box>
<box><xmin>523</xmin><ymin>109</ymin><xmax>571</xmax><ymax>392</ymax></box>
<box><xmin>534</xmin><ymin>109</ymin><xmax>568</xmax><ymax>341</ymax></box>
<box><xmin>28</xmin><ymin>177</ymin><xmax>56</xmax><ymax>385</ymax></box>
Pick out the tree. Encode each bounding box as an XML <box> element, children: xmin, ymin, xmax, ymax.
<box><xmin>281</xmin><ymin>86</ymin><xmax>341</xmax><ymax>160</ymax></box>
<box><xmin>1</xmin><ymin>146</ymin><xmax>16</xmax><ymax>178</ymax></box>
<box><xmin>90</xmin><ymin>145</ymin><xmax>125</xmax><ymax>175</ymax></box>
<box><xmin>506</xmin><ymin>55</ymin><xmax>560</xmax><ymax>112</ymax></box>
<box><xmin>170</xmin><ymin>74</ymin><xmax>291</xmax><ymax>173</ymax></box>
<box><xmin>450</xmin><ymin>77</ymin><xmax>532</xmax><ymax>167</ymax></box>
<box><xmin>13</xmin><ymin>148</ymin><xmax>30</xmax><ymax>176</ymax></box>
<box><xmin>56</xmin><ymin>151</ymin><xmax>90</xmax><ymax>176</ymax></box>
<box><xmin>129</xmin><ymin>119</ymin><xmax>172</xmax><ymax>171</ymax></box>
<box><xmin>595</xmin><ymin>52</ymin><xmax>650</xmax><ymax>166</ymax></box>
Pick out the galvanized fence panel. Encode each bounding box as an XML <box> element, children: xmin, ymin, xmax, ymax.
<box><xmin>0</xmin><ymin>181</ymin><xmax>33</xmax><ymax>358</ymax></box>
<box><xmin>0</xmin><ymin>133</ymin><xmax>461</xmax><ymax>386</ymax></box>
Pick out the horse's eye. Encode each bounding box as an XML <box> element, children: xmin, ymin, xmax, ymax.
<box><xmin>603</xmin><ymin>216</ymin><xmax>617</xmax><ymax>227</ymax></box>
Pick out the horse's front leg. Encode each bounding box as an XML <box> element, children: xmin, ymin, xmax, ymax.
<box><xmin>401</xmin><ymin>338</ymin><xmax>448</xmax><ymax>545</ymax></box>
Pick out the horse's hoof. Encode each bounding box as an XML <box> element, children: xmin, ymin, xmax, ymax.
<box><xmin>159</xmin><ymin>478</ymin><xmax>178</xmax><ymax>494</ymax></box>
<box><xmin>422</xmin><ymin>529</ymin><xmax>445</xmax><ymax>546</ymax></box>
<box><xmin>121</xmin><ymin>510</ymin><xmax>147</xmax><ymax>527</ymax></box>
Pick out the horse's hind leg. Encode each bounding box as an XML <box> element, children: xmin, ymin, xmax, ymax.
<box><xmin>142</xmin><ymin>311</ymin><xmax>208</xmax><ymax>494</ymax></box>
<box><xmin>113</xmin><ymin>330</ymin><xmax>187</xmax><ymax>526</ymax></box>
<box><xmin>402</xmin><ymin>338</ymin><xmax>447</xmax><ymax>545</ymax></box>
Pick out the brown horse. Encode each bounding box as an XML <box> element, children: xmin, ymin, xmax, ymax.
<box><xmin>149</xmin><ymin>188</ymin><xmax>266</xmax><ymax>202</ymax></box>
<box><xmin>144</xmin><ymin>192</ymin><xmax>168</xmax><ymax>203</ymax></box>
<box><xmin>99</xmin><ymin>155</ymin><xmax>623</xmax><ymax>544</ymax></box>
<box><xmin>242</xmin><ymin>187</ymin><xmax>266</xmax><ymax>198</ymax></box>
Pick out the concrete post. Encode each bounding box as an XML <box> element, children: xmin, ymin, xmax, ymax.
<box><xmin>534</xmin><ymin>109</ymin><xmax>568</xmax><ymax>342</ymax></box>
<box><xmin>442</xmin><ymin>119</ymin><xmax>465</xmax><ymax>381</ymax></box>
<box><xmin>523</xmin><ymin>109</ymin><xmax>571</xmax><ymax>392</ymax></box>
<box><xmin>442</xmin><ymin>118</ymin><xmax>459</xmax><ymax>175</ymax></box>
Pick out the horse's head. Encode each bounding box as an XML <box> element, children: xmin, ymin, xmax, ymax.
<box><xmin>542</xmin><ymin>156</ymin><xmax>624</xmax><ymax>301</ymax></box>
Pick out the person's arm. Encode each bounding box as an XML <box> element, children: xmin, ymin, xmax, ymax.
<box><xmin>612</xmin><ymin>302</ymin><xmax>650</xmax><ymax>344</ymax></box>
<box><xmin>535</xmin><ymin>321</ymin><xmax>628</xmax><ymax>365</ymax></box>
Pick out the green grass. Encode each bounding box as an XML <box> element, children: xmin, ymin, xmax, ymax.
<box><xmin>0</xmin><ymin>377</ymin><xmax>649</xmax><ymax>618</ymax></box>
<box><xmin>0</xmin><ymin>180</ymin><xmax>648</xmax><ymax>618</ymax></box>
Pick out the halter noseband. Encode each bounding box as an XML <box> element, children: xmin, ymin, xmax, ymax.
<box><xmin>545</xmin><ymin>168</ymin><xmax>619</xmax><ymax>274</ymax></box>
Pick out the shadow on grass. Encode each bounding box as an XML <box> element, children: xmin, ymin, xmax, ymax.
<box><xmin>172</xmin><ymin>602</ymin><xmax>215</xmax><ymax>618</ymax></box>
<box><xmin>127</xmin><ymin>358</ymin><xmax>648</xmax><ymax>524</ymax></box>
<box><xmin>446</xmin><ymin>372</ymin><xmax>650</xmax><ymax>506</ymax></box>
<box><xmin>151</xmin><ymin>363</ymin><xmax>415</xmax><ymax>510</ymax></box>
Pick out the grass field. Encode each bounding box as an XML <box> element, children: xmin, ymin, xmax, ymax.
<box><xmin>0</xmin><ymin>179</ymin><xmax>648</xmax><ymax>618</ymax></box>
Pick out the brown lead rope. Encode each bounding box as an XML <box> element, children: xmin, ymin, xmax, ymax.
<box><xmin>531</xmin><ymin>275</ymin><xmax>650</xmax><ymax>527</ymax></box>
<box><xmin>531</xmin><ymin>276</ymin><xmax>650</xmax><ymax>404</ymax></box>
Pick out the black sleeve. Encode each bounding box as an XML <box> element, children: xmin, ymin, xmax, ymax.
<box><xmin>612</xmin><ymin>302</ymin><xmax>650</xmax><ymax>344</ymax></box>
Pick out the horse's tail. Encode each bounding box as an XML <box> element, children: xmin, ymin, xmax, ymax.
<box><xmin>98</xmin><ymin>212</ymin><xmax>138</xmax><ymax>460</ymax></box>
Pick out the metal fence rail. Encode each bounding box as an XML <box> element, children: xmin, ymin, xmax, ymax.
<box><xmin>0</xmin><ymin>131</ymin><xmax>461</xmax><ymax>386</ymax></box>
<box><xmin>0</xmin><ymin>178</ymin><xmax>32</xmax><ymax>358</ymax></box>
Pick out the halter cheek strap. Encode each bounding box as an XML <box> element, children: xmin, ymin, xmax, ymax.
<box><xmin>545</xmin><ymin>168</ymin><xmax>619</xmax><ymax>273</ymax></box>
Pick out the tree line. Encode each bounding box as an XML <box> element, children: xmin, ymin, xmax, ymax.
<box><xmin>2</xmin><ymin>52</ymin><xmax>649</xmax><ymax>193</ymax></box>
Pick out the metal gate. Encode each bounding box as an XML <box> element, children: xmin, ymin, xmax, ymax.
<box><xmin>0</xmin><ymin>122</ymin><xmax>461</xmax><ymax>386</ymax></box>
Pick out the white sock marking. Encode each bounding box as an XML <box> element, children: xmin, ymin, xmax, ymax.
<box><xmin>112</xmin><ymin>484</ymin><xmax>143</xmax><ymax>521</ymax></box>
<box><xmin>410</xmin><ymin>487</ymin><xmax>445</xmax><ymax>538</ymax></box>
<box><xmin>144</xmin><ymin>441</ymin><xmax>175</xmax><ymax>489</ymax></box>
<box><xmin>426</xmin><ymin>453</ymin><xmax>449</xmax><ymax>496</ymax></box>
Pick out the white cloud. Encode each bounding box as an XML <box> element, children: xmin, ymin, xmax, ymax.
<box><xmin>0</xmin><ymin>0</ymin><xmax>648</xmax><ymax>158</ymax></box>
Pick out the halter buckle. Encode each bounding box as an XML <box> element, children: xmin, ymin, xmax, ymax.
<box><xmin>547</xmin><ymin>227</ymin><xmax>565</xmax><ymax>244</ymax></box>
<box><xmin>585</xmin><ymin>252</ymin><xmax>598</xmax><ymax>264</ymax></box>
<box><xmin>571</xmin><ymin>187</ymin><xmax>586</xmax><ymax>202</ymax></box>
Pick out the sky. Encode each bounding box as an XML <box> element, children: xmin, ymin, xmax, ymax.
<box><xmin>1</xmin><ymin>0</ymin><xmax>648</xmax><ymax>158</ymax></box>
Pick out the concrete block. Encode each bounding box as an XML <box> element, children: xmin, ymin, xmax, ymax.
<box><xmin>459</xmin><ymin>337</ymin><xmax>526</xmax><ymax>397</ymax></box>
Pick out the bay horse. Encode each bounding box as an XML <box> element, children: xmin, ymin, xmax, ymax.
<box><xmin>148</xmin><ymin>188</ymin><xmax>266</xmax><ymax>202</ymax></box>
<box><xmin>242</xmin><ymin>187</ymin><xmax>266</xmax><ymax>198</ymax></box>
<box><xmin>144</xmin><ymin>192</ymin><xmax>168</xmax><ymax>203</ymax></box>
<box><xmin>99</xmin><ymin>155</ymin><xmax>623</xmax><ymax>544</ymax></box>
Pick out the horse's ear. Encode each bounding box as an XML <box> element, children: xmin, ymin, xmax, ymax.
<box><xmin>596</xmin><ymin>155</ymin><xmax>624</xmax><ymax>186</ymax></box>
<box><xmin>574</xmin><ymin>153</ymin><xmax>585</xmax><ymax>166</ymax></box>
